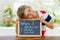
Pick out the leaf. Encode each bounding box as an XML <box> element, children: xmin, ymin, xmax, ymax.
<box><xmin>12</xmin><ymin>21</ymin><xmax>16</xmax><ymax>23</ymax></box>
<box><xmin>1</xmin><ymin>20</ymin><xmax>6</xmax><ymax>27</ymax></box>
<box><xmin>6</xmin><ymin>23</ymin><xmax>14</xmax><ymax>27</ymax></box>
<box><xmin>53</xmin><ymin>18</ymin><xmax>60</xmax><ymax>23</ymax></box>
<box><xmin>53</xmin><ymin>12</ymin><xmax>56</xmax><ymax>16</ymax></box>
<box><xmin>58</xmin><ymin>0</ymin><xmax>60</xmax><ymax>4</ymax></box>
<box><xmin>4</xmin><ymin>7</ymin><xmax>12</xmax><ymax>15</ymax></box>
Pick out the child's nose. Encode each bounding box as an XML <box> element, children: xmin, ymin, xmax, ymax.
<box><xmin>27</xmin><ymin>14</ymin><xmax>33</xmax><ymax>17</ymax></box>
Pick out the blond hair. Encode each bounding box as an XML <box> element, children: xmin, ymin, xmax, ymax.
<box><xmin>17</xmin><ymin>5</ymin><xmax>30</xmax><ymax>19</ymax></box>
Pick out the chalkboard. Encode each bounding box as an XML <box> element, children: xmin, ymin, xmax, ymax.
<box><xmin>18</xmin><ymin>19</ymin><xmax>42</xmax><ymax>37</ymax></box>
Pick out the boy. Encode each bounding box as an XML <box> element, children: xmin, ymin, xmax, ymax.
<box><xmin>16</xmin><ymin>5</ymin><xmax>54</xmax><ymax>36</ymax></box>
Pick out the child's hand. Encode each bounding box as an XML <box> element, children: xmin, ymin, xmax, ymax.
<box><xmin>36</xmin><ymin>16</ymin><xmax>44</xmax><ymax>21</ymax></box>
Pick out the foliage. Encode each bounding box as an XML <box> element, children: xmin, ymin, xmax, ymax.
<box><xmin>0</xmin><ymin>7</ymin><xmax>16</xmax><ymax>27</ymax></box>
<box><xmin>52</xmin><ymin>12</ymin><xmax>60</xmax><ymax>24</ymax></box>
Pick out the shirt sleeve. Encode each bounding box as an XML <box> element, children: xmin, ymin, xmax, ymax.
<box><xmin>42</xmin><ymin>14</ymin><xmax>52</xmax><ymax>25</ymax></box>
<box><xmin>39</xmin><ymin>10</ymin><xmax>52</xmax><ymax>25</ymax></box>
<box><xmin>45</xmin><ymin>15</ymin><xmax>52</xmax><ymax>22</ymax></box>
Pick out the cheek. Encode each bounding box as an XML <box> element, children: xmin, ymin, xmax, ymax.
<box><xmin>24</xmin><ymin>12</ymin><xmax>28</xmax><ymax>17</ymax></box>
<box><xmin>33</xmin><ymin>12</ymin><xmax>37</xmax><ymax>16</ymax></box>
<box><xmin>24</xmin><ymin>10</ymin><xmax>29</xmax><ymax>17</ymax></box>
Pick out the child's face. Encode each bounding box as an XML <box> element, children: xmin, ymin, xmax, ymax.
<box><xmin>24</xmin><ymin>7</ymin><xmax>38</xmax><ymax>19</ymax></box>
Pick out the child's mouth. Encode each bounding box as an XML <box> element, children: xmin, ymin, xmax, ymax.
<box><xmin>27</xmin><ymin>14</ymin><xmax>34</xmax><ymax>19</ymax></box>
<box><xmin>27</xmin><ymin>14</ymin><xmax>37</xmax><ymax>19</ymax></box>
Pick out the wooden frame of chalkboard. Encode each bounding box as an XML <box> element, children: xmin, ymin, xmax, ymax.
<box><xmin>18</xmin><ymin>19</ymin><xmax>42</xmax><ymax>37</ymax></box>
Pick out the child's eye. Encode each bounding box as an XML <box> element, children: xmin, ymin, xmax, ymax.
<box><xmin>28</xmin><ymin>10</ymin><xmax>31</xmax><ymax>12</ymax></box>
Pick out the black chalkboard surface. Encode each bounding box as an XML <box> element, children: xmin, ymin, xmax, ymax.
<box><xmin>18</xmin><ymin>19</ymin><xmax>42</xmax><ymax>37</ymax></box>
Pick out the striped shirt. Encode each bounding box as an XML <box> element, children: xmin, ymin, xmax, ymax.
<box><xmin>37</xmin><ymin>10</ymin><xmax>52</xmax><ymax>36</ymax></box>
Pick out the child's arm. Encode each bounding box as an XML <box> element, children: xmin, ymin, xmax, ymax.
<box><xmin>37</xmin><ymin>17</ymin><xmax>54</xmax><ymax>29</ymax></box>
<box><xmin>16</xmin><ymin>18</ymin><xmax>21</xmax><ymax>36</ymax></box>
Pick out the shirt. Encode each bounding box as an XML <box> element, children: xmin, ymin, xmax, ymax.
<box><xmin>37</xmin><ymin>10</ymin><xmax>52</xmax><ymax>36</ymax></box>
